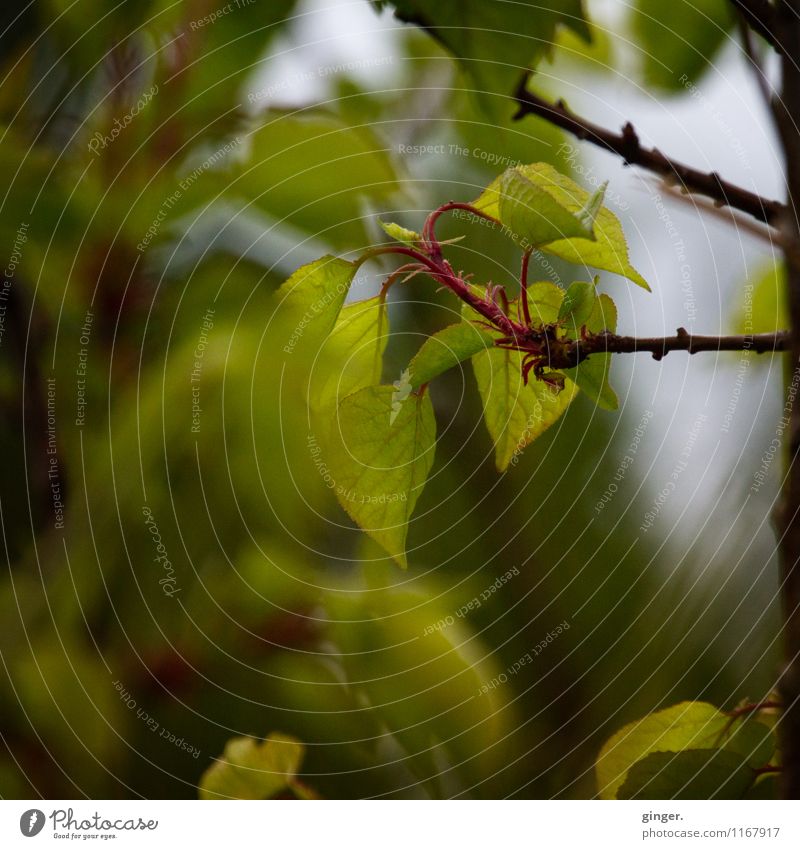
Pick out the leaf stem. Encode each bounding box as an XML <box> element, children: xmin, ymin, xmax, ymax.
<box><xmin>520</xmin><ymin>249</ymin><xmax>533</xmax><ymax>327</ymax></box>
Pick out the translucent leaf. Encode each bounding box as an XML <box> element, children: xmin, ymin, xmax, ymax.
<box><xmin>326</xmin><ymin>385</ymin><xmax>437</xmax><ymax>566</ymax></box>
<box><xmin>564</xmin><ymin>293</ymin><xmax>618</xmax><ymax>410</ymax></box>
<box><xmin>595</xmin><ymin>701</ymin><xmax>775</xmax><ymax>799</ymax></box>
<box><xmin>371</xmin><ymin>1</ymin><xmax>590</xmax><ymax>103</ymax></box>
<box><xmin>617</xmin><ymin>749</ymin><xmax>755</xmax><ymax>800</ymax></box>
<box><xmin>558</xmin><ymin>280</ymin><xmax>597</xmax><ymax>329</ymax></box>
<box><xmin>310</xmin><ymin>296</ymin><xmax>388</xmax><ymax>413</ymax></box>
<box><xmin>407</xmin><ymin>322</ymin><xmax>495</xmax><ymax>388</ymax></box>
<box><xmin>380</xmin><ymin>219</ymin><xmax>421</xmax><ymax>245</ymax></box>
<box><xmin>472</xmin><ymin>346</ymin><xmax>577</xmax><ymax>472</ymax></box>
<box><xmin>474</xmin><ymin>163</ymin><xmax>650</xmax><ymax>290</ymax></box>
<box><xmin>523</xmin><ymin>281</ymin><xmax>565</xmax><ymax>325</ymax></box>
<box><xmin>497</xmin><ymin>167</ymin><xmax>596</xmax><ymax>246</ymax></box>
<box><xmin>578</xmin><ymin>182</ymin><xmax>608</xmax><ymax>230</ymax></box>
<box><xmin>199</xmin><ymin>734</ymin><xmax>304</xmax><ymax>800</ymax></box>
<box><xmin>274</xmin><ymin>256</ymin><xmax>357</xmax><ymax>354</ymax></box>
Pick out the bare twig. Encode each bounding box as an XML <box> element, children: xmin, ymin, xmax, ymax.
<box><xmin>512</xmin><ymin>76</ymin><xmax>786</xmax><ymax>226</ymax></box>
<box><xmin>541</xmin><ymin>328</ymin><xmax>789</xmax><ymax>370</ymax></box>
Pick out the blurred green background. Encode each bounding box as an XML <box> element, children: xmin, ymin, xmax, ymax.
<box><xmin>0</xmin><ymin>0</ymin><xmax>786</xmax><ymax>798</ymax></box>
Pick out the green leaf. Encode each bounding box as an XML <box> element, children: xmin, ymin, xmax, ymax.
<box><xmin>199</xmin><ymin>734</ymin><xmax>304</xmax><ymax>800</ymax></box>
<box><xmin>617</xmin><ymin>749</ymin><xmax>755</xmax><ymax>800</ymax></box>
<box><xmin>310</xmin><ymin>296</ymin><xmax>388</xmax><ymax>413</ymax></box>
<box><xmin>407</xmin><ymin>322</ymin><xmax>495</xmax><ymax>389</ymax></box>
<box><xmin>380</xmin><ymin>219</ymin><xmax>421</xmax><ymax>245</ymax></box>
<box><xmin>474</xmin><ymin>163</ymin><xmax>650</xmax><ymax>290</ymax></box>
<box><xmin>595</xmin><ymin>701</ymin><xmax>776</xmax><ymax>799</ymax></box>
<box><xmin>523</xmin><ymin>281</ymin><xmax>565</xmax><ymax>325</ymax></box>
<box><xmin>564</xmin><ymin>292</ymin><xmax>618</xmax><ymax>410</ymax></box>
<box><xmin>578</xmin><ymin>182</ymin><xmax>608</xmax><ymax>230</ymax></box>
<box><xmin>472</xmin><ymin>348</ymin><xmax>578</xmax><ymax>472</ymax></box>
<box><xmin>275</xmin><ymin>256</ymin><xmax>357</xmax><ymax>354</ymax></box>
<box><xmin>325</xmin><ymin>385</ymin><xmax>437</xmax><ymax>566</ymax></box>
<box><xmin>632</xmin><ymin>0</ymin><xmax>733</xmax><ymax>92</ymax></box>
<box><xmin>558</xmin><ymin>280</ymin><xmax>597</xmax><ymax>329</ymax></box>
<box><xmin>372</xmin><ymin>1</ymin><xmax>590</xmax><ymax>103</ymax></box>
<box><xmin>497</xmin><ymin>167</ymin><xmax>596</xmax><ymax>246</ymax></box>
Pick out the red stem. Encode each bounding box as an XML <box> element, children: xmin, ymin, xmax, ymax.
<box><xmin>520</xmin><ymin>249</ymin><xmax>532</xmax><ymax>327</ymax></box>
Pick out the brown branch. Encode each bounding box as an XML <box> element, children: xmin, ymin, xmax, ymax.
<box><xmin>512</xmin><ymin>77</ymin><xmax>786</xmax><ymax>226</ymax></box>
<box><xmin>540</xmin><ymin>328</ymin><xmax>789</xmax><ymax>370</ymax></box>
<box><xmin>731</xmin><ymin>0</ymin><xmax>782</xmax><ymax>53</ymax></box>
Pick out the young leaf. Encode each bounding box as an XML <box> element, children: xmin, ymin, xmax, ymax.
<box><xmin>617</xmin><ymin>749</ymin><xmax>755</xmax><ymax>800</ymax></box>
<box><xmin>199</xmin><ymin>733</ymin><xmax>304</xmax><ymax>800</ymax></box>
<box><xmin>310</xmin><ymin>296</ymin><xmax>388</xmax><ymax>413</ymax></box>
<box><xmin>474</xmin><ymin>163</ymin><xmax>650</xmax><ymax>290</ymax></box>
<box><xmin>558</xmin><ymin>280</ymin><xmax>596</xmax><ymax>329</ymax></box>
<box><xmin>275</xmin><ymin>256</ymin><xmax>357</xmax><ymax>354</ymax></box>
<box><xmin>523</xmin><ymin>281</ymin><xmax>565</xmax><ymax>325</ymax></box>
<box><xmin>497</xmin><ymin>167</ymin><xmax>597</xmax><ymax>246</ymax></box>
<box><xmin>595</xmin><ymin>701</ymin><xmax>775</xmax><ymax>800</ymax></box>
<box><xmin>472</xmin><ymin>346</ymin><xmax>578</xmax><ymax>472</ymax></box>
<box><xmin>326</xmin><ymin>385</ymin><xmax>436</xmax><ymax>567</ymax></box>
<box><xmin>407</xmin><ymin>322</ymin><xmax>495</xmax><ymax>389</ymax></box>
<box><xmin>564</xmin><ymin>292</ymin><xmax>619</xmax><ymax>410</ymax></box>
<box><xmin>578</xmin><ymin>181</ymin><xmax>608</xmax><ymax>230</ymax></box>
<box><xmin>380</xmin><ymin>219</ymin><xmax>421</xmax><ymax>246</ymax></box>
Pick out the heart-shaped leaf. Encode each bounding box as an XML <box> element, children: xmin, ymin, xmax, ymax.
<box><xmin>326</xmin><ymin>385</ymin><xmax>437</xmax><ymax>566</ymax></box>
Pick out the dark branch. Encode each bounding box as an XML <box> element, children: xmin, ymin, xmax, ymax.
<box><xmin>731</xmin><ymin>0</ymin><xmax>782</xmax><ymax>52</ymax></box>
<box><xmin>512</xmin><ymin>78</ymin><xmax>786</xmax><ymax>226</ymax></box>
<box><xmin>541</xmin><ymin>327</ymin><xmax>789</xmax><ymax>370</ymax></box>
